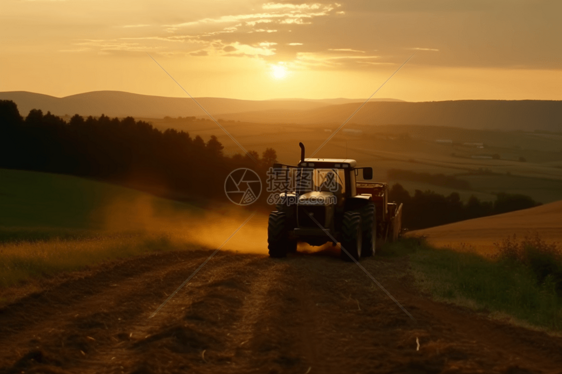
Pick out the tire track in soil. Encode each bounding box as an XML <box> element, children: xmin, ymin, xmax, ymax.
<box><xmin>245</xmin><ymin>260</ymin><xmax>336</xmax><ymax>374</ymax></box>
<box><xmin>80</xmin><ymin>253</ymin><xmax>269</xmax><ymax>374</ymax></box>
<box><xmin>0</xmin><ymin>249</ymin><xmax>211</xmax><ymax>341</ymax></box>
<box><xmin>217</xmin><ymin>251</ymin><xmax>419</xmax><ymax>374</ymax></box>
<box><xmin>106</xmin><ymin>256</ymin><xmax>289</xmax><ymax>374</ymax></box>
<box><xmin>0</xmin><ymin>250</ymin><xmax>257</xmax><ymax>374</ymax></box>
<box><xmin>278</xmin><ymin>252</ymin><xmax>418</xmax><ymax>374</ymax></box>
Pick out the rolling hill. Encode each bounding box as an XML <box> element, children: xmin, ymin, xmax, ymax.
<box><xmin>413</xmin><ymin>200</ymin><xmax>562</xmax><ymax>254</ymax></box>
<box><xmin>2</xmin><ymin>91</ymin><xmax>560</xmax><ymax>132</ymax></box>
<box><xmin>0</xmin><ymin>91</ymin><xmax>376</xmax><ymax>119</ymax></box>
<box><xmin>218</xmin><ymin>100</ymin><xmax>562</xmax><ymax>132</ymax></box>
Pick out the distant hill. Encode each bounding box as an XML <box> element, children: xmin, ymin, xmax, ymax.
<box><xmin>0</xmin><ymin>91</ymin><xmax>392</xmax><ymax>119</ymax></box>
<box><xmin>1</xmin><ymin>91</ymin><xmax>559</xmax><ymax>132</ymax></box>
<box><xmin>263</xmin><ymin>97</ymin><xmax>404</xmax><ymax>105</ymax></box>
<box><xmin>218</xmin><ymin>100</ymin><xmax>562</xmax><ymax>132</ymax></box>
<box><xmin>413</xmin><ymin>200</ymin><xmax>562</xmax><ymax>255</ymax></box>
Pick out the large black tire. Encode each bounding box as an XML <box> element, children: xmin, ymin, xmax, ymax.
<box><xmin>282</xmin><ymin>209</ymin><xmax>297</xmax><ymax>253</ymax></box>
<box><xmin>361</xmin><ymin>203</ymin><xmax>376</xmax><ymax>257</ymax></box>
<box><xmin>340</xmin><ymin>211</ymin><xmax>362</xmax><ymax>261</ymax></box>
<box><xmin>268</xmin><ymin>211</ymin><xmax>294</xmax><ymax>258</ymax></box>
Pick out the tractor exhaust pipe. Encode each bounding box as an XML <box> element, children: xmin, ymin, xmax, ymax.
<box><xmin>299</xmin><ymin>142</ymin><xmax>305</xmax><ymax>163</ymax></box>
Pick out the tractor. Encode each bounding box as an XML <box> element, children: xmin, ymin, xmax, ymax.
<box><xmin>267</xmin><ymin>143</ymin><xmax>403</xmax><ymax>261</ymax></box>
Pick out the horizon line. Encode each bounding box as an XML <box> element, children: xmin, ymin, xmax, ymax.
<box><xmin>2</xmin><ymin>90</ymin><xmax>562</xmax><ymax>103</ymax></box>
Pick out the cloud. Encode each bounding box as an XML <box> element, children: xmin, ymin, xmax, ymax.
<box><xmin>225</xmin><ymin>42</ymin><xmax>276</xmax><ymax>57</ymax></box>
<box><xmin>409</xmin><ymin>47</ymin><xmax>439</xmax><ymax>52</ymax></box>
<box><xmin>245</xmin><ymin>19</ymin><xmax>273</xmax><ymax>26</ymax></box>
<box><xmin>328</xmin><ymin>48</ymin><xmax>365</xmax><ymax>53</ymax></box>
<box><xmin>190</xmin><ymin>50</ymin><xmax>209</xmax><ymax>56</ymax></box>
<box><xmin>45</xmin><ymin>1</ymin><xmax>386</xmax><ymax>68</ymax></box>
<box><xmin>262</xmin><ymin>3</ymin><xmax>323</xmax><ymax>10</ymax></box>
<box><xmin>120</xmin><ymin>36</ymin><xmax>204</xmax><ymax>43</ymax></box>
<box><xmin>164</xmin><ymin>2</ymin><xmax>338</xmax><ymax>31</ymax></box>
<box><xmin>44</xmin><ymin>0</ymin><xmax>561</xmax><ymax>70</ymax></box>
<box><xmin>74</xmin><ymin>39</ymin><xmax>160</xmax><ymax>55</ymax></box>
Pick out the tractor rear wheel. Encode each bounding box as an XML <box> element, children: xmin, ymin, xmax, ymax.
<box><xmin>361</xmin><ymin>203</ymin><xmax>376</xmax><ymax>257</ymax></box>
<box><xmin>340</xmin><ymin>211</ymin><xmax>362</xmax><ymax>261</ymax></box>
<box><xmin>268</xmin><ymin>211</ymin><xmax>294</xmax><ymax>258</ymax></box>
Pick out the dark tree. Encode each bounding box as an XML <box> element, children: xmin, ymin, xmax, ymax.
<box><xmin>0</xmin><ymin>100</ymin><xmax>23</xmax><ymax>127</ymax></box>
<box><xmin>0</xmin><ymin>101</ymin><xmax>266</xmax><ymax>205</ymax></box>
<box><xmin>494</xmin><ymin>192</ymin><xmax>539</xmax><ymax>215</ymax></box>
<box><xmin>388</xmin><ymin>183</ymin><xmax>539</xmax><ymax>230</ymax></box>
<box><xmin>261</xmin><ymin>148</ymin><xmax>278</xmax><ymax>169</ymax></box>
<box><xmin>206</xmin><ymin>135</ymin><xmax>224</xmax><ymax>158</ymax></box>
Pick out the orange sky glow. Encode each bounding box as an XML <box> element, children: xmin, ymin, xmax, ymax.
<box><xmin>1</xmin><ymin>0</ymin><xmax>561</xmax><ymax>101</ymax></box>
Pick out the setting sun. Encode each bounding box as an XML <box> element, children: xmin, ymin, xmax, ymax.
<box><xmin>271</xmin><ymin>64</ymin><xmax>287</xmax><ymax>79</ymax></box>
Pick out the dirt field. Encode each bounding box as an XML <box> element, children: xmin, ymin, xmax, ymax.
<box><xmin>414</xmin><ymin>200</ymin><xmax>562</xmax><ymax>255</ymax></box>
<box><xmin>1</xmin><ymin>248</ymin><xmax>562</xmax><ymax>374</ymax></box>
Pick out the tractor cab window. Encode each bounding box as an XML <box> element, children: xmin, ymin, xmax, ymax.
<box><xmin>314</xmin><ymin>169</ymin><xmax>345</xmax><ymax>194</ymax></box>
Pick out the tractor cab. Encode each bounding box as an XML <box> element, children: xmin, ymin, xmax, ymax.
<box><xmin>296</xmin><ymin>158</ymin><xmax>360</xmax><ymax>197</ymax></box>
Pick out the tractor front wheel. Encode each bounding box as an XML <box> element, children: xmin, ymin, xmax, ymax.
<box><xmin>268</xmin><ymin>211</ymin><xmax>294</xmax><ymax>258</ymax></box>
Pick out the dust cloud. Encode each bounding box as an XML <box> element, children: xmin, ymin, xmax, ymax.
<box><xmin>91</xmin><ymin>195</ymin><xmax>270</xmax><ymax>254</ymax></box>
<box><xmin>91</xmin><ymin>195</ymin><xmax>341</xmax><ymax>256</ymax></box>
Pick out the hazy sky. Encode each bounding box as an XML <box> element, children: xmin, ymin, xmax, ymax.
<box><xmin>1</xmin><ymin>0</ymin><xmax>561</xmax><ymax>100</ymax></box>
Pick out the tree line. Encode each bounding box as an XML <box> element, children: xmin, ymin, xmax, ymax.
<box><xmin>0</xmin><ymin>100</ymin><xmax>276</xmax><ymax>203</ymax></box>
<box><xmin>389</xmin><ymin>184</ymin><xmax>540</xmax><ymax>230</ymax></box>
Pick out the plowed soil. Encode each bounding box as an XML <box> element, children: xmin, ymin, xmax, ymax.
<box><xmin>1</xmin><ymin>248</ymin><xmax>562</xmax><ymax>374</ymax></box>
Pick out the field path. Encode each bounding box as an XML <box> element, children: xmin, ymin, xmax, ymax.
<box><xmin>1</xmin><ymin>248</ymin><xmax>562</xmax><ymax>373</ymax></box>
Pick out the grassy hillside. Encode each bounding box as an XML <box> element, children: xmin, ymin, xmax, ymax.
<box><xmin>384</xmin><ymin>237</ymin><xmax>562</xmax><ymax>332</ymax></box>
<box><xmin>0</xmin><ymin>168</ymin><xmax>211</xmax><ymax>289</ymax></box>
<box><xmin>0</xmin><ymin>168</ymin><xmax>204</xmax><ymax>232</ymax></box>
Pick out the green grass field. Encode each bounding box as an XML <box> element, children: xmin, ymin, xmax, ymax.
<box><xmin>0</xmin><ymin>168</ymin><xmax>204</xmax><ymax>233</ymax></box>
<box><xmin>0</xmin><ymin>168</ymin><xmax>207</xmax><ymax>289</ymax></box>
<box><xmin>382</xmin><ymin>237</ymin><xmax>562</xmax><ymax>332</ymax></box>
